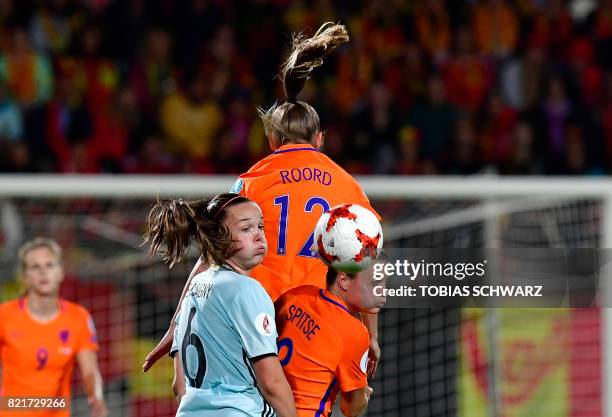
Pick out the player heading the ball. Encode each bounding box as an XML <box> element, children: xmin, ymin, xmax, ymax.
<box><xmin>276</xmin><ymin>204</ymin><xmax>384</xmax><ymax>417</ymax></box>
<box><xmin>143</xmin><ymin>21</ymin><xmax>383</xmax><ymax>381</ymax></box>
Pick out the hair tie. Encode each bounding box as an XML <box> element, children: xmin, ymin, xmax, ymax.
<box><xmin>286</xmin><ymin>97</ymin><xmax>298</xmax><ymax>104</ymax></box>
<box><xmin>212</xmin><ymin>196</ymin><xmax>242</xmax><ymax>220</ymax></box>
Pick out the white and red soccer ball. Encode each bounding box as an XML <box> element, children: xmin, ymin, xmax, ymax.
<box><xmin>314</xmin><ymin>204</ymin><xmax>383</xmax><ymax>273</ymax></box>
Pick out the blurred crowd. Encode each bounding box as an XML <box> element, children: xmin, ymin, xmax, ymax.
<box><xmin>1</xmin><ymin>0</ymin><xmax>612</xmax><ymax>175</ymax></box>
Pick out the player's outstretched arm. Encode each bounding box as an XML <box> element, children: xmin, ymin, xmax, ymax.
<box><xmin>340</xmin><ymin>386</ymin><xmax>373</xmax><ymax>417</ymax></box>
<box><xmin>361</xmin><ymin>312</ymin><xmax>380</xmax><ymax>378</ymax></box>
<box><xmin>143</xmin><ymin>256</ymin><xmax>209</xmax><ymax>372</ymax></box>
<box><xmin>251</xmin><ymin>355</ymin><xmax>298</xmax><ymax>417</ymax></box>
<box><xmin>76</xmin><ymin>350</ymin><xmax>108</xmax><ymax>417</ymax></box>
<box><xmin>172</xmin><ymin>355</ymin><xmax>186</xmax><ymax>403</ymax></box>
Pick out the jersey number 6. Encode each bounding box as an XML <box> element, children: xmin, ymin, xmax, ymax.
<box><xmin>274</xmin><ymin>196</ymin><xmax>330</xmax><ymax>257</ymax></box>
<box><xmin>181</xmin><ymin>307</ymin><xmax>207</xmax><ymax>388</ymax></box>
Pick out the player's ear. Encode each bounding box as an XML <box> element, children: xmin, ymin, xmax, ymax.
<box><xmin>313</xmin><ymin>131</ymin><xmax>323</xmax><ymax>149</ymax></box>
<box><xmin>337</xmin><ymin>272</ymin><xmax>351</xmax><ymax>291</ymax></box>
<box><xmin>268</xmin><ymin>135</ymin><xmax>279</xmax><ymax>151</ymax></box>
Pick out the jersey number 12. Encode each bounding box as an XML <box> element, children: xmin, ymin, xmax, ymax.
<box><xmin>274</xmin><ymin>196</ymin><xmax>330</xmax><ymax>257</ymax></box>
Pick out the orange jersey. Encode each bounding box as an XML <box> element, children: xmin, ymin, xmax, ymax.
<box><xmin>0</xmin><ymin>298</ymin><xmax>98</xmax><ymax>417</ymax></box>
<box><xmin>275</xmin><ymin>286</ymin><xmax>369</xmax><ymax>417</ymax></box>
<box><xmin>232</xmin><ymin>144</ymin><xmax>380</xmax><ymax>301</ymax></box>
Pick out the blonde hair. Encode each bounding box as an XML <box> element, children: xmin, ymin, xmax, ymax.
<box><xmin>258</xmin><ymin>22</ymin><xmax>349</xmax><ymax>147</ymax></box>
<box><xmin>18</xmin><ymin>237</ymin><xmax>62</xmax><ymax>277</ymax></box>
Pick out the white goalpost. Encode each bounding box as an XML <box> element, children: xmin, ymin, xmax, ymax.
<box><xmin>0</xmin><ymin>174</ymin><xmax>609</xmax><ymax>417</ymax></box>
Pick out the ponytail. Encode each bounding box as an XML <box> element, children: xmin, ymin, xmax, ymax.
<box><xmin>281</xmin><ymin>22</ymin><xmax>349</xmax><ymax>101</ymax></box>
<box><xmin>258</xmin><ymin>22</ymin><xmax>349</xmax><ymax>146</ymax></box>
<box><xmin>144</xmin><ymin>194</ymin><xmax>249</xmax><ymax>267</ymax></box>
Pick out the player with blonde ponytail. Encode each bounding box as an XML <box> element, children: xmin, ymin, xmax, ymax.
<box><xmin>144</xmin><ymin>22</ymin><xmax>382</xmax><ymax>384</ymax></box>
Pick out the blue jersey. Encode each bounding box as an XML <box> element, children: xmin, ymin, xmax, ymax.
<box><xmin>173</xmin><ymin>265</ymin><xmax>278</xmax><ymax>417</ymax></box>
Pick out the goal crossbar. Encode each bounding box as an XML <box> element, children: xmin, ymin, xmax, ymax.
<box><xmin>3</xmin><ymin>175</ymin><xmax>612</xmax><ymax>198</ymax></box>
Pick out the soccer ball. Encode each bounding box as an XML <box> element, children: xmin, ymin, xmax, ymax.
<box><xmin>314</xmin><ymin>204</ymin><xmax>383</xmax><ymax>273</ymax></box>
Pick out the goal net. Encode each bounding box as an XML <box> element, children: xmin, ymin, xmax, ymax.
<box><xmin>368</xmin><ymin>182</ymin><xmax>606</xmax><ymax>417</ymax></box>
<box><xmin>0</xmin><ymin>176</ymin><xmax>608</xmax><ymax>417</ymax></box>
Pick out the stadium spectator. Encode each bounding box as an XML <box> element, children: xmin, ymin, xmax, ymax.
<box><xmin>224</xmin><ymin>91</ymin><xmax>258</xmax><ymax>165</ymax></box>
<box><xmin>565</xmin><ymin>122</ymin><xmax>589</xmax><ymax>175</ymax></box>
<box><xmin>476</xmin><ymin>90</ymin><xmax>518</xmax><ymax>165</ymax></box>
<box><xmin>567</xmin><ymin>37</ymin><xmax>604</xmax><ymax>107</ymax></box>
<box><xmin>499</xmin><ymin>120</ymin><xmax>540</xmax><ymax>175</ymax></box>
<box><xmin>173</xmin><ymin>0</ymin><xmax>224</xmax><ymax>66</ymax></box>
<box><xmin>471</xmin><ymin>0</ymin><xmax>519</xmax><ymax>58</ymax></box>
<box><xmin>593</xmin><ymin>0</ymin><xmax>612</xmax><ymax>69</ymax></box>
<box><xmin>351</xmin><ymin>83</ymin><xmax>400</xmax><ymax>174</ymax></box>
<box><xmin>128</xmin><ymin>29</ymin><xmax>176</xmax><ymax>124</ymax></box>
<box><xmin>0</xmin><ymin>82</ymin><xmax>23</xmax><ymax>142</ymax></box>
<box><xmin>391</xmin><ymin>42</ymin><xmax>430</xmax><ymax>110</ymax></box>
<box><xmin>394</xmin><ymin>126</ymin><xmax>425</xmax><ymax>175</ymax></box>
<box><xmin>159</xmin><ymin>68</ymin><xmax>223</xmax><ymax>170</ymax></box>
<box><xmin>538</xmin><ymin>76</ymin><xmax>574</xmax><ymax>174</ymax></box>
<box><xmin>0</xmin><ymin>27</ymin><xmax>53</xmax><ymax>108</ymax></box>
<box><xmin>442</xmin><ymin>26</ymin><xmax>492</xmax><ymax>113</ymax></box>
<box><xmin>2</xmin><ymin>142</ymin><xmax>34</xmax><ymax>173</ymax></box>
<box><xmin>500</xmin><ymin>42</ymin><xmax>547</xmax><ymax>111</ymax></box>
<box><xmin>443</xmin><ymin>115</ymin><xmax>483</xmax><ymax>175</ymax></box>
<box><xmin>526</xmin><ymin>0</ymin><xmax>574</xmax><ymax>59</ymax></box>
<box><xmin>414</xmin><ymin>0</ymin><xmax>451</xmax><ymax>64</ymax></box>
<box><xmin>77</xmin><ymin>24</ymin><xmax>120</xmax><ymax>118</ymax></box>
<box><xmin>88</xmin><ymin>90</ymin><xmax>131</xmax><ymax>173</ymax></box>
<box><xmin>29</xmin><ymin>0</ymin><xmax>76</xmax><ymax>55</ymax></box>
<box><xmin>409</xmin><ymin>75</ymin><xmax>457</xmax><ymax>169</ymax></box>
<box><xmin>45</xmin><ymin>62</ymin><xmax>94</xmax><ymax>172</ymax></box>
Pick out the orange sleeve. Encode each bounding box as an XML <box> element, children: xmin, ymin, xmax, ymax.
<box><xmin>336</xmin><ymin>323</ymin><xmax>369</xmax><ymax>393</ymax></box>
<box><xmin>75</xmin><ymin>307</ymin><xmax>99</xmax><ymax>352</ymax></box>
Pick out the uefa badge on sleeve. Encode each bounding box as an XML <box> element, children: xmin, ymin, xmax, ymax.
<box><xmin>230</xmin><ymin>178</ymin><xmax>244</xmax><ymax>194</ymax></box>
<box><xmin>254</xmin><ymin>312</ymin><xmax>275</xmax><ymax>337</ymax></box>
<box><xmin>360</xmin><ymin>350</ymin><xmax>368</xmax><ymax>374</ymax></box>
